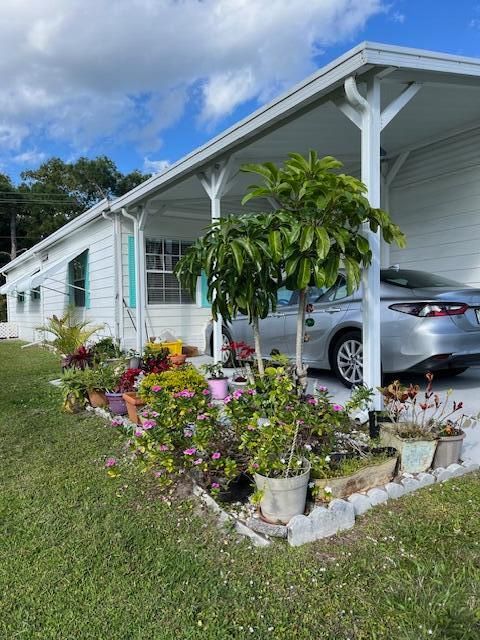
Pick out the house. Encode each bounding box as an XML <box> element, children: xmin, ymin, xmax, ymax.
<box><xmin>2</xmin><ymin>41</ymin><xmax>480</xmax><ymax>408</ymax></box>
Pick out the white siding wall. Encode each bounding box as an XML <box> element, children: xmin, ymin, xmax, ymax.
<box><xmin>5</xmin><ymin>217</ymin><xmax>115</xmax><ymax>342</ymax></box>
<box><xmin>390</xmin><ymin>127</ymin><xmax>480</xmax><ymax>286</ymax></box>
<box><xmin>120</xmin><ymin>213</ymin><xmax>212</xmax><ymax>352</ymax></box>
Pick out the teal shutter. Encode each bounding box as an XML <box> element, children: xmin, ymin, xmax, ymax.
<box><xmin>200</xmin><ymin>271</ymin><xmax>211</xmax><ymax>308</ymax></box>
<box><xmin>84</xmin><ymin>251</ymin><xmax>90</xmax><ymax>309</ymax></box>
<box><xmin>68</xmin><ymin>260</ymin><xmax>74</xmax><ymax>306</ymax></box>
<box><xmin>128</xmin><ymin>235</ymin><xmax>136</xmax><ymax>308</ymax></box>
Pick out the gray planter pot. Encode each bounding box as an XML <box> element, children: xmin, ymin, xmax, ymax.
<box><xmin>380</xmin><ymin>423</ymin><xmax>437</xmax><ymax>474</ymax></box>
<box><xmin>433</xmin><ymin>431</ymin><xmax>465</xmax><ymax>469</ymax></box>
<box><xmin>254</xmin><ymin>460</ymin><xmax>311</xmax><ymax>525</ymax></box>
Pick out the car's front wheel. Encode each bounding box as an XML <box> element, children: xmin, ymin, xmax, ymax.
<box><xmin>332</xmin><ymin>331</ymin><xmax>363</xmax><ymax>388</ymax></box>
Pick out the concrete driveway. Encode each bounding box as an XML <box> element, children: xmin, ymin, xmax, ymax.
<box><xmin>308</xmin><ymin>367</ymin><xmax>480</xmax><ymax>464</ymax></box>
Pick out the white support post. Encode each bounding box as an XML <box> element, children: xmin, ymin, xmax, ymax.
<box><xmin>198</xmin><ymin>158</ymin><xmax>236</xmax><ymax>363</ymax></box>
<box><xmin>138</xmin><ymin>205</ymin><xmax>148</xmax><ymax>348</ymax></box>
<box><xmin>360</xmin><ymin>77</ymin><xmax>382</xmax><ymax>407</ymax></box>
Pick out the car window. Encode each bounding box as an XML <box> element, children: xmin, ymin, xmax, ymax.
<box><xmin>315</xmin><ymin>276</ymin><xmax>347</xmax><ymax>303</ymax></box>
<box><xmin>276</xmin><ymin>286</ymin><xmax>293</xmax><ymax>306</ymax></box>
<box><xmin>381</xmin><ymin>269</ymin><xmax>467</xmax><ymax>289</ymax></box>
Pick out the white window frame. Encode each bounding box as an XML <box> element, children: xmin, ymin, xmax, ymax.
<box><xmin>145</xmin><ymin>237</ymin><xmax>194</xmax><ymax>305</ymax></box>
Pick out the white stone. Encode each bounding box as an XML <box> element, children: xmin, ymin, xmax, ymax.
<box><xmin>348</xmin><ymin>493</ymin><xmax>373</xmax><ymax>515</ymax></box>
<box><xmin>328</xmin><ymin>499</ymin><xmax>355</xmax><ymax>530</ymax></box>
<box><xmin>432</xmin><ymin>467</ymin><xmax>446</xmax><ymax>478</ymax></box>
<box><xmin>436</xmin><ymin>469</ymin><xmax>454</xmax><ymax>483</ymax></box>
<box><xmin>309</xmin><ymin>506</ymin><xmax>342</xmax><ymax>538</ymax></box>
<box><xmin>366</xmin><ymin>488</ymin><xmax>388</xmax><ymax>505</ymax></box>
<box><xmin>384</xmin><ymin>482</ymin><xmax>405</xmax><ymax>500</ymax></box>
<box><xmin>401</xmin><ymin>478</ymin><xmax>421</xmax><ymax>494</ymax></box>
<box><xmin>446</xmin><ymin>463</ymin><xmax>465</xmax><ymax>478</ymax></box>
<box><xmin>462</xmin><ymin>461</ymin><xmax>479</xmax><ymax>473</ymax></box>
<box><xmin>417</xmin><ymin>472</ymin><xmax>435</xmax><ymax>488</ymax></box>
<box><xmin>287</xmin><ymin>515</ymin><xmax>315</xmax><ymax>547</ymax></box>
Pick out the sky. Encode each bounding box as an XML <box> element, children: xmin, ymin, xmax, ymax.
<box><xmin>1</xmin><ymin>0</ymin><xmax>480</xmax><ymax>182</ymax></box>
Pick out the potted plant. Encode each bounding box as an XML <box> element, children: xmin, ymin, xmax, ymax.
<box><xmin>169</xmin><ymin>353</ymin><xmax>187</xmax><ymax>367</ymax></box>
<box><xmin>226</xmin><ymin>341</ymin><xmax>255</xmax><ymax>389</ymax></box>
<box><xmin>379</xmin><ymin>374</ymin><xmax>440</xmax><ymax>473</ymax></box>
<box><xmin>247</xmin><ymin>417</ymin><xmax>311</xmax><ymax>524</ymax></box>
<box><xmin>431</xmin><ymin>400</ymin><xmax>478</xmax><ymax>468</ymax></box>
<box><xmin>312</xmin><ymin>447</ymin><xmax>398</xmax><ymax>500</ymax></box>
<box><xmin>59</xmin><ymin>369</ymin><xmax>88</xmax><ymax>413</ymax></box>
<box><xmin>202</xmin><ymin>362</ymin><xmax>229</xmax><ymax>400</ymax></box>
<box><xmin>119</xmin><ymin>368</ymin><xmax>145</xmax><ymax>423</ymax></box>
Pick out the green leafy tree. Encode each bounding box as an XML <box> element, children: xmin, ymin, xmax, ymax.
<box><xmin>175</xmin><ymin>213</ymin><xmax>281</xmax><ymax>376</ymax></box>
<box><xmin>241</xmin><ymin>151</ymin><xmax>406</xmax><ymax>388</ymax></box>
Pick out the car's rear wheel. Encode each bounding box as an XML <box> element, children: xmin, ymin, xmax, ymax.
<box><xmin>332</xmin><ymin>331</ymin><xmax>363</xmax><ymax>388</ymax></box>
<box><xmin>210</xmin><ymin>327</ymin><xmax>234</xmax><ymax>366</ymax></box>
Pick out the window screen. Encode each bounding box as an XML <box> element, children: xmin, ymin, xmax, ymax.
<box><xmin>146</xmin><ymin>238</ymin><xmax>194</xmax><ymax>305</ymax></box>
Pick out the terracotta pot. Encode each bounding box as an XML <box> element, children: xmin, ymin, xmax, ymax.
<box><xmin>169</xmin><ymin>353</ymin><xmax>187</xmax><ymax>367</ymax></box>
<box><xmin>122</xmin><ymin>391</ymin><xmax>145</xmax><ymax>424</ymax></box>
<box><xmin>88</xmin><ymin>389</ymin><xmax>108</xmax><ymax>408</ymax></box>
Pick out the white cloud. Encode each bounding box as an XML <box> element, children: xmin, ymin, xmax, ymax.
<box><xmin>391</xmin><ymin>11</ymin><xmax>405</xmax><ymax>23</ymax></box>
<box><xmin>11</xmin><ymin>149</ymin><xmax>47</xmax><ymax>165</ymax></box>
<box><xmin>143</xmin><ymin>158</ymin><xmax>171</xmax><ymax>175</ymax></box>
<box><xmin>0</xmin><ymin>0</ymin><xmax>384</xmax><ymax>161</ymax></box>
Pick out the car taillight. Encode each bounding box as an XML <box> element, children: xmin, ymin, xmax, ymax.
<box><xmin>389</xmin><ymin>302</ymin><xmax>469</xmax><ymax>317</ymax></box>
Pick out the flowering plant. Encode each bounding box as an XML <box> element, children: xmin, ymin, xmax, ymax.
<box><xmin>224</xmin><ymin>341</ymin><xmax>255</xmax><ymax>382</ymax></box>
<box><xmin>139</xmin><ymin>365</ymin><xmax>207</xmax><ymax>404</ymax></box>
<box><xmin>379</xmin><ymin>373</ymin><xmax>473</xmax><ymax>439</ymax></box>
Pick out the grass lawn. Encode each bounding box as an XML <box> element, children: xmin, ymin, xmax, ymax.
<box><xmin>0</xmin><ymin>341</ymin><xmax>479</xmax><ymax>640</ymax></box>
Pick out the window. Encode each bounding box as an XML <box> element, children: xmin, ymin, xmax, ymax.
<box><xmin>146</xmin><ymin>238</ymin><xmax>194</xmax><ymax>304</ymax></box>
<box><xmin>31</xmin><ymin>287</ymin><xmax>41</xmax><ymax>301</ymax></box>
<box><xmin>68</xmin><ymin>251</ymin><xmax>88</xmax><ymax>307</ymax></box>
<box><xmin>17</xmin><ymin>292</ymin><xmax>25</xmax><ymax>304</ymax></box>
<box><xmin>381</xmin><ymin>269</ymin><xmax>467</xmax><ymax>290</ymax></box>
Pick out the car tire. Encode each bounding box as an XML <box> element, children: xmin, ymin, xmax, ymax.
<box><xmin>210</xmin><ymin>327</ymin><xmax>234</xmax><ymax>366</ymax></box>
<box><xmin>331</xmin><ymin>330</ymin><xmax>364</xmax><ymax>388</ymax></box>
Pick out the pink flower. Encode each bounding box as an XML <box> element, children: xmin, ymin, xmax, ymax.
<box><xmin>184</xmin><ymin>428</ymin><xmax>193</xmax><ymax>437</ymax></box>
<box><xmin>174</xmin><ymin>389</ymin><xmax>195</xmax><ymax>399</ymax></box>
<box><xmin>104</xmin><ymin>457</ymin><xmax>117</xmax><ymax>468</ymax></box>
<box><xmin>223</xmin><ymin>395</ymin><xmax>232</xmax><ymax>404</ymax></box>
<box><xmin>207</xmin><ymin>402</ymin><xmax>215</xmax><ymax>409</ymax></box>
<box><xmin>196</xmin><ymin>413</ymin><xmax>208</xmax><ymax>421</ymax></box>
<box><xmin>134</xmin><ymin>427</ymin><xmax>145</xmax><ymax>437</ymax></box>
<box><xmin>151</xmin><ymin>385</ymin><xmax>163</xmax><ymax>392</ymax></box>
<box><xmin>232</xmin><ymin>389</ymin><xmax>243</xmax><ymax>400</ymax></box>
<box><xmin>211</xmin><ymin>452</ymin><xmax>221</xmax><ymax>460</ymax></box>
<box><xmin>211</xmin><ymin>482</ymin><xmax>220</xmax><ymax>489</ymax></box>
<box><xmin>202</xmin><ymin>389</ymin><xmax>210</xmax><ymax>396</ymax></box>
<box><xmin>150</xmin><ymin>411</ymin><xmax>160</xmax><ymax>417</ymax></box>
<box><xmin>183</xmin><ymin>447</ymin><xmax>197</xmax><ymax>456</ymax></box>
<box><xmin>252</xmin><ymin>463</ymin><xmax>259</xmax><ymax>470</ymax></box>
<box><xmin>153</xmin><ymin>471</ymin><xmax>162</xmax><ymax>478</ymax></box>
<box><xmin>247</xmin><ymin>388</ymin><xmax>257</xmax><ymax>396</ymax></box>
<box><xmin>307</xmin><ymin>397</ymin><xmax>317</xmax><ymax>405</ymax></box>
<box><xmin>193</xmin><ymin>458</ymin><xmax>203</xmax><ymax>465</ymax></box>
<box><xmin>111</xmin><ymin>418</ymin><xmax>123</xmax><ymax>427</ymax></box>
<box><xmin>317</xmin><ymin>385</ymin><xmax>328</xmax><ymax>392</ymax></box>
<box><xmin>142</xmin><ymin>419</ymin><xmax>156</xmax><ymax>430</ymax></box>
<box><xmin>158</xmin><ymin>444</ymin><xmax>169</xmax><ymax>452</ymax></box>
<box><xmin>332</xmin><ymin>404</ymin><xmax>344</xmax><ymax>412</ymax></box>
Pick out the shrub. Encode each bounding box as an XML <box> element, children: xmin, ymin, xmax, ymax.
<box><xmin>139</xmin><ymin>365</ymin><xmax>207</xmax><ymax>404</ymax></box>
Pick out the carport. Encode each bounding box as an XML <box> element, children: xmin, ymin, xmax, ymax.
<box><xmin>110</xmin><ymin>42</ymin><xmax>480</xmax><ymax>408</ymax></box>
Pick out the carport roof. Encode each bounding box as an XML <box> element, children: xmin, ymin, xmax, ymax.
<box><xmin>3</xmin><ymin>40</ymin><xmax>480</xmax><ymax>273</ymax></box>
<box><xmin>110</xmin><ymin>40</ymin><xmax>480</xmax><ymax>211</ymax></box>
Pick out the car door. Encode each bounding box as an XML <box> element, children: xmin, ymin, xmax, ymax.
<box><xmin>282</xmin><ymin>276</ymin><xmax>350</xmax><ymax>365</ymax></box>
<box><xmin>229</xmin><ymin>286</ymin><xmax>291</xmax><ymax>356</ymax></box>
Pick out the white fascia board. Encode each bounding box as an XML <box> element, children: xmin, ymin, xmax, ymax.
<box><xmin>110</xmin><ymin>46</ymin><xmax>371</xmax><ymax>212</ymax></box>
<box><xmin>363</xmin><ymin>42</ymin><xmax>480</xmax><ymax>78</ymax></box>
<box><xmin>1</xmin><ymin>198</ymin><xmax>109</xmax><ymax>274</ymax></box>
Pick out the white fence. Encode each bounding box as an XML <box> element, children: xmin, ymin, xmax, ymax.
<box><xmin>0</xmin><ymin>323</ymin><xmax>18</xmax><ymax>339</ymax></box>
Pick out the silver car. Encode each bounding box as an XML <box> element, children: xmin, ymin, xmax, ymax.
<box><xmin>217</xmin><ymin>269</ymin><xmax>480</xmax><ymax>387</ymax></box>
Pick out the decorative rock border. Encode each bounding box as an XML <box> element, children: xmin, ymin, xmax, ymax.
<box><xmin>91</xmin><ymin>406</ymin><xmax>479</xmax><ymax>548</ymax></box>
<box><xmin>286</xmin><ymin>460</ymin><xmax>479</xmax><ymax>547</ymax></box>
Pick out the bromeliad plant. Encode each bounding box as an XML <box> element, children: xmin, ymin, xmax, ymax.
<box><xmin>379</xmin><ymin>373</ymin><xmax>476</xmax><ymax>439</ymax></box>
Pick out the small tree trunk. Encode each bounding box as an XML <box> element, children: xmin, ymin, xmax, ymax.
<box><xmin>10</xmin><ymin>210</ymin><xmax>17</xmax><ymax>260</ymax></box>
<box><xmin>295</xmin><ymin>288</ymin><xmax>308</xmax><ymax>392</ymax></box>
<box><xmin>252</xmin><ymin>317</ymin><xmax>264</xmax><ymax>378</ymax></box>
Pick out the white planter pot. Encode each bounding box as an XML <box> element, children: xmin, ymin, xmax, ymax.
<box><xmin>254</xmin><ymin>460</ymin><xmax>311</xmax><ymax>525</ymax></box>
<box><xmin>380</xmin><ymin>423</ymin><xmax>437</xmax><ymax>474</ymax></box>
